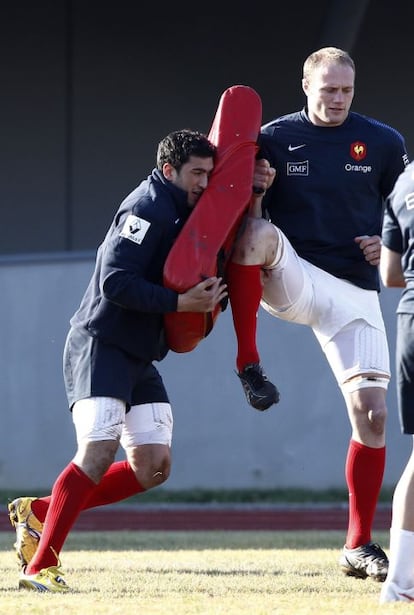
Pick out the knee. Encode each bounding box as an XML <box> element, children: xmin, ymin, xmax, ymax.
<box><xmin>346</xmin><ymin>384</ymin><xmax>388</xmax><ymax>440</ymax></box>
<box><xmin>138</xmin><ymin>458</ymin><xmax>171</xmax><ymax>490</ymax></box>
<box><xmin>367</xmin><ymin>404</ymin><xmax>387</xmax><ymax>436</ymax></box>
<box><xmin>232</xmin><ymin>218</ymin><xmax>277</xmax><ymax>264</ymax></box>
<box><xmin>74</xmin><ymin>440</ymin><xmax>119</xmax><ymax>484</ymax></box>
<box><xmin>127</xmin><ymin>445</ymin><xmax>171</xmax><ymax>490</ymax></box>
<box><xmin>353</xmin><ymin>401</ymin><xmax>387</xmax><ymax>439</ymax></box>
<box><xmin>151</xmin><ymin>460</ymin><xmax>171</xmax><ymax>487</ymax></box>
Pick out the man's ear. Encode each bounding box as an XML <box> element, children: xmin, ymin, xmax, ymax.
<box><xmin>163</xmin><ymin>162</ymin><xmax>176</xmax><ymax>181</ymax></box>
<box><xmin>302</xmin><ymin>78</ymin><xmax>309</xmax><ymax>95</ymax></box>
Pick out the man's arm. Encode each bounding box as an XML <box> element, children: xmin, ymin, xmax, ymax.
<box><xmin>379</xmin><ymin>245</ymin><xmax>406</xmax><ymax>288</ymax></box>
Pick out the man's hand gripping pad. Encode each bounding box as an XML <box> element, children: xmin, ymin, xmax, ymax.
<box><xmin>163</xmin><ymin>85</ymin><xmax>262</xmax><ymax>352</ymax></box>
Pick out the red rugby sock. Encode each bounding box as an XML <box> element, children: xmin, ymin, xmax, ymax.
<box><xmin>84</xmin><ymin>460</ymin><xmax>145</xmax><ymax>507</ymax></box>
<box><xmin>26</xmin><ymin>462</ymin><xmax>95</xmax><ymax>574</ymax></box>
<box><xmin>227</xmin><ymin>261</ymin><xmax>262</xmax><ymax>372</ymax></box>
<box><xmin>31</xmin><ymin>460</ymin><xmax>145</xmax><ymax>522</ymax></box>
<box><xmin>345</xmin><ymin>439</ymin><xmax>386</xmax><ymax>548</ymax></box>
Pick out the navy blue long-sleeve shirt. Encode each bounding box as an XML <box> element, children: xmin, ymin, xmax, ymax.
<box><xmin>260</xmin><ymin>108</ymin><xmax>409</xmax><ymax>291</ymax></box>
<box><xmin>70</xmin><ymin>169</ymin><xmax>192</xmax><ymax>361</ymax></box>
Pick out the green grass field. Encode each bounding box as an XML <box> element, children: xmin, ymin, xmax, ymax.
<box><xmin>0</xmin><ymin>529</ymin><xmax>404</xmax><ymax>614</ymax></box>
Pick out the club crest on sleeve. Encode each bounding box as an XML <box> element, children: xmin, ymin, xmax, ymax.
<box><xmin>120</xmin><ymin>214</ymin><xmax>151</xmax><ymax>244</ymax></box>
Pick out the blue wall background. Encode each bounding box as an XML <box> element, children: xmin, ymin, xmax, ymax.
<box><xmin>0</xmin><ymin>254</ymin><xmax>408</xmax><ymax>492</ymax></box>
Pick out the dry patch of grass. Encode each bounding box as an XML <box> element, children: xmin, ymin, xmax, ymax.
<box><xmin>0</xmin><ymin>530</ymin><xmax>398</xmax><ymax>614</ymax></box>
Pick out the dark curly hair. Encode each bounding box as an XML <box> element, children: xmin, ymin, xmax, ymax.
<box><xmin>156</xmin><ymin>129</ymin><xmax>216</xmax><ymax>172</ymax></box>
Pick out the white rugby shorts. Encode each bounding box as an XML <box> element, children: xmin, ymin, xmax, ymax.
<box><xmin>260</xmin><ymin>227</ymin><xmax>390</xmax><ymax>387</ymax></box>
<box><xmin>72</xmin><ymin>398</ymin><xmax>173</xmax><ymax>447</ymax></box>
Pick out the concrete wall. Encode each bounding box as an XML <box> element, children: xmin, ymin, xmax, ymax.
<box><xmin>1</xmin><ymin>254</ymin><xmax>409</xmax><ymax>492</ymax></box>
<box><xmin>1</xmin><ymin>0</ymin><xmax>413</xmax><ymax>254</ymax></box>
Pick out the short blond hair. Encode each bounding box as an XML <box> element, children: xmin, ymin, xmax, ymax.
<box><xmin>303</xmin><ymin>47</ymin><xmax>355</xmax><ymax>81</ymax></box>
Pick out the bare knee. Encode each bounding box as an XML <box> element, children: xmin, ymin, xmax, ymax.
<box><xmin>366</xmin><ymin>404</ymin><xmax>387</xmax><ymax>435</ymax></box>
<box><xmin>126</xmin><ymin>444</ymin><xmax>171</xmax><ymax>490</ymax></box>
<box><xmin>73</xmin><ymin>440</ymin><xmax>119</xmax><ymax>484</ymax></box>
<box><xmin>136</xmin><ymin>456</ymin><xmax>171</xmax><ymax>490</ymax></box>
<box><xmin>346</xmin><ymin>387</ymin><xmax>387</xmax><ymax>444</ymax></box>
<box><xmin>232</xmin><ymin>218</ymin><xmax>278</xmax><ymax>266</ymax></box>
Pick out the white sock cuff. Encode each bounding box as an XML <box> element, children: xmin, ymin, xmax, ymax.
<box><xmin>388</xmin><ymin>528</ymin><xmax>414</xmax><ymax>587</ymax></box>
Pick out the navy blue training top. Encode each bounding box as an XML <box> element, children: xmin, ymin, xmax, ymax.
<box><xmin>259</xmin><ymin>108</ymin><xmax>408</xmax><ymax>291</ymax></box>
<box><xmin>70</xmin><ymin>169</ymin><xmax>192</xmax><ymax>361</ymax></box>
<box><xmin>382</xmin><ymin>161</ymin><xmax>414</xmax><ymax>313</ymax></box>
